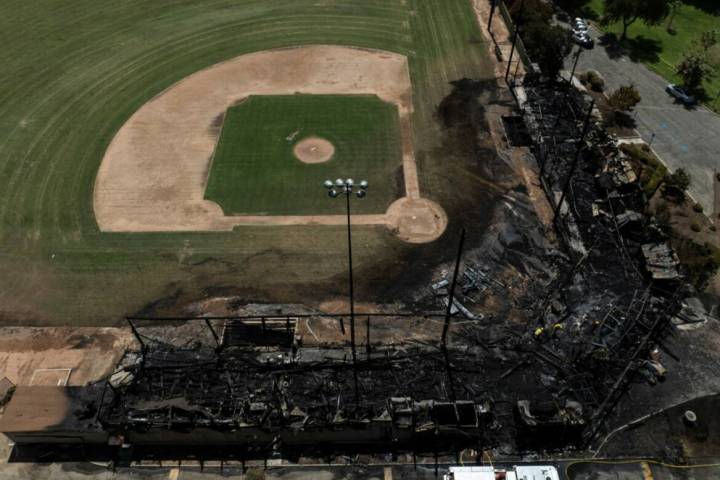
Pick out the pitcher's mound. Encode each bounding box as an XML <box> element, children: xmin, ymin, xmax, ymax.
<box><xmin>294</xmin><ymin>137</ymin><xmax>335</xmax><ymax>164</ymax></box>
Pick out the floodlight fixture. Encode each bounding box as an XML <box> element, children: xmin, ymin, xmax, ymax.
<box><xmin>320</xmin><ymin>174</ymin><xmax>369</xmax><ymax>408</ymax></box>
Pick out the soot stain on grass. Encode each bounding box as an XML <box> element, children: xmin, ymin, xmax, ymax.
<box><xmin>352</xmin><ymin>79</ymin><xmax>512</xmax><ymax>304</ymax></box>
<box><xmin>136</xmin><ymin>79</ymin><xmax>515</xmax><ymax>315</ymax></box>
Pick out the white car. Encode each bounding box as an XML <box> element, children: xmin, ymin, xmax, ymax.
<box><xmin>573</xmin><ymin>18</ymin><xmax>589</xmax><ymax>31</ymax></box>
<box><xmin>572</xmin><ymin>31</ymin><xmax>594</xmax><ymax>48</ymax></box>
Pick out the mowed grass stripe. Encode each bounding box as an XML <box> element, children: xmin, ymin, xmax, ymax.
<box><xmin>4</xmin><ymin>8</ymin><xmax>416</xmax><ymax>239</ymax></box>
<box><xmin>1</xmin><ymin>6</ymin><xmax>411</xmax><ymax>233</ymax></box>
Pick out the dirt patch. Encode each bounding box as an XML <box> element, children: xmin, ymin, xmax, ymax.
<box><xmin>94</xmin><ymin>45</ymin><xmax>420</xmax><ymax>233</ymax></box>
<box><xmin>386</xmin><ymin>198</ymin><xmax>448</xmax><ymax>244</ymax></box>
<box><xmin>0</xmin><ymin>327</ymin><xmax>136</xmax><ymax>386</ymax></box>
<box><xmin>293</xmin><ymin>137</ymin><xmax>335</xmax><ymax>164</ymax></box>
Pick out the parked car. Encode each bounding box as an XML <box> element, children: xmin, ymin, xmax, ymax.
<box><xmin>573</xmin><ymin>17</ymin><xmax>589</xmax><ymax>31</ymax></box>
<box><xmin>572</xmin><ymin>31</ymin><xmax>594</xmax><ymax>48</ymax></box>
<box><xmin>665</xmin><ymin>84</ymin><xmax>697</xmax><ymax>105</ymax></box>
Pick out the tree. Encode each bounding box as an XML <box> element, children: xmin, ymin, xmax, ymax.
<box><xmin>603</xmin><ymin>0</ymin><xmax>671</xmax><ymax>39</ymax></box>
<box><xmin>676</xmin><ymin>52</ymin><xmax>712</xmax><ymax>90</ymax></box>
<box><xmin>523</xmin><ymin>22</ymin><xmax>573</xmax><ymax>80</ymax></box>
<box><xmin>554</xmin><ymin>0</ymin><xmax>592</xmax><ymax>14</ymax></box>
<box><xmin>608</xmin><ymin>84</ymin><xmax>642</xmax><ymax>111</ymax></box>
<box><xmin>509</xmin><ymin>0</ymin><xmax>552</xmax><ymax>26</ymax></box>
<box><xmin>666</xmin><ymin>0</ymin><xmax>681</xmax><ymax>32</ymax></box>
<box><xmin>695</xmin><ymin>30</ymin><xmax>718</xmax><ymax>52</ymax></box>
<box><xmin>666</xmin><ymin>168</ymin><xmax>691</xmax><ymax>191</ymax></box>
<box><xmin>662</xmin><ymin>167</ymin><xmax>691</xmax><ymax>200</ymax></box>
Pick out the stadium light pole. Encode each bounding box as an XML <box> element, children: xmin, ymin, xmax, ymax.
<box><xmin>323</xmin><ymin>178</ymin><xmax>368</xmax><ymax>408</ymax></box>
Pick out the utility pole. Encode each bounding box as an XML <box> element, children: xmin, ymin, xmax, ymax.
<box><xmin>552</xmin><ymin>47</ymin><xmax>584</xmax><ymax>130</ymax></box>
<box><xmin>504</xmin><ymin>0</ymin><xmax>525</xmax><ymax>83</ymax></box>
<box><xmin>488</xmin><ymin>0</ymin><xmax>497</xmax><ymax>31</ymax></box>
<box><xmin>365</xmin><ymin>315</ymin><xmax>371</xmax><ymax>359</ymax></box>
<box><xmin>505</xmin><ymin>24</ymin><xmax>520</xmax><ymax>82</ymax></box>
<box><xmin>127</xmin><ymin>318</ymin><xmax>145</xmax><ymax>350</ymax></box>
<box><xmin>441</xmin><ymin>228</ymin><xmax>466</xmax><ymax>347</ymax></box>
<box><xmin>553</xmin><ymin>100</ymin><xmax>595</xmax><ymax>222</ymax></box>
<box><xmin>567</xmin><ymin>46</ymin><xmax>582</xmax><ymax>90</ymax></box>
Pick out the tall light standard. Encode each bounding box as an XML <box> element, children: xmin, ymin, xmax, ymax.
<box><xmin>323</xmin><ymin>177</ymin><xmax>368</xmax><ymax>407</ymax></box>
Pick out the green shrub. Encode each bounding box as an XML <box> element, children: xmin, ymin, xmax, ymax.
<box><xmin>690</xmin><ymin>223</ymin><xmax>701</xmax><ymax>232</ymax></box>
<box><xmin>608</xmin><ymin>84</ymin><xmax>641</xmax><ymax>112</ymax></box>
<box><xmin>662</xmin><ymin>168</ymin><xmax>692</xmax><ymax>201</ymax></box>
<box><xmin>620</xmin><ymin>144</ymin><xmax>661</xmax><ymax>169</ymax></box>
<box><xmin>585</xmin><ymin>70</ymin><xmax>604</xmax><ymax>91</ymax></box>
<box><xmin>674</xmin><ymin>239</ymin><xmax>720</xmax><ymax>290</ymax></box>
<box><xmin>693</xmin><ymin>203</ymin><xmax>704</xmax><ymax>213</ymax></box>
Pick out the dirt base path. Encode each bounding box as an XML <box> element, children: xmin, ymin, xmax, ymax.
<box><xmin>195</xmin><ymin>197</ymin><xmax>448</xmax><ymax>243</ymax></box>
<box><xmin>94</xmin><ymin>45</ymin><xmax>438</xmax><ymax>241</ymax></box>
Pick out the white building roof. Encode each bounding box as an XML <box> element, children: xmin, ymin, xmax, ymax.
<box><xmin>514</xmin><ymin>466</ymin><xmax>559</xmax><ymax>480</ymax></box>
<box><xmin>448</xmin><ymin>465</ymin><xmax>558</xmax><ymax>480</ymax></box>
<box><xmin>448</xmin><ymin>466</ymin><xmax>496</xmax><ymax>480</ymax></box>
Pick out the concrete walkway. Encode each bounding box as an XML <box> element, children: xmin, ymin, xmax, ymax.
<box><xmin>568</xmin><ymin>26</ymin><xmax>720</xmax><ymax>214</ymax></box>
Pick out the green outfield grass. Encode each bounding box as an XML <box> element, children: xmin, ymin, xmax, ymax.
<box><xmin>205</xmin><ymin>95</ymin><xmax>402</xmax><ymax>216</ymax></box>
<box><xmin>0</xmin><ymin>0</ymin><xmax>494</xmax><ymax>325</ymax></box>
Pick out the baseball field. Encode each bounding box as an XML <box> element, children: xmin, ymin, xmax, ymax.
<box><xmin>0</xmin><ymin>0</ymin><xmax>498</xmax><ymax>325</ymax></box>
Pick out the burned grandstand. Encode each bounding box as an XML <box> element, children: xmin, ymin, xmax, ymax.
<box><xmin>0</xmin><ymin>71</ymin><xmax>706</xmax><ymax>468</ymax></box>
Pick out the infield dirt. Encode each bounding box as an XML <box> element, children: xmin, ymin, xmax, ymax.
<box><xmin>94</xmin><ymin>45</ymin><xmax>424</xmax><ymax>234</ymax></box>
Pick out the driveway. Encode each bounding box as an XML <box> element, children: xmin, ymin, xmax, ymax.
<box><xmin>567</xmin><ymin>26</ymin><xmax>720</xmax><ymax>214</ymax></box>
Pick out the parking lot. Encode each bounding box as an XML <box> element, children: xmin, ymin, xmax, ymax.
<box><xmin>566</xmin><ymin>24</ymin><xmax>720</xmax><ymax>214</ymax></box>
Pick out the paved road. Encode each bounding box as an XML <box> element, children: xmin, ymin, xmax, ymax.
<box><xmin>567</xmin><ymin>26</ymin><xmax>720</xmax><ymax>214</ymax></box>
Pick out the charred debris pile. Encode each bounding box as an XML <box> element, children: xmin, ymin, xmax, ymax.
<box><xmin>84</xmin><ymin>79</ymin><xmax>691</xmax><ymax>461</ymax></box>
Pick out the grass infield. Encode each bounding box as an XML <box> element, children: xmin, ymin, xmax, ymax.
<box><xmin>205</xmin><ymin>95</ymin><xmax>402</xmax><ymax>216</ymax></box>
